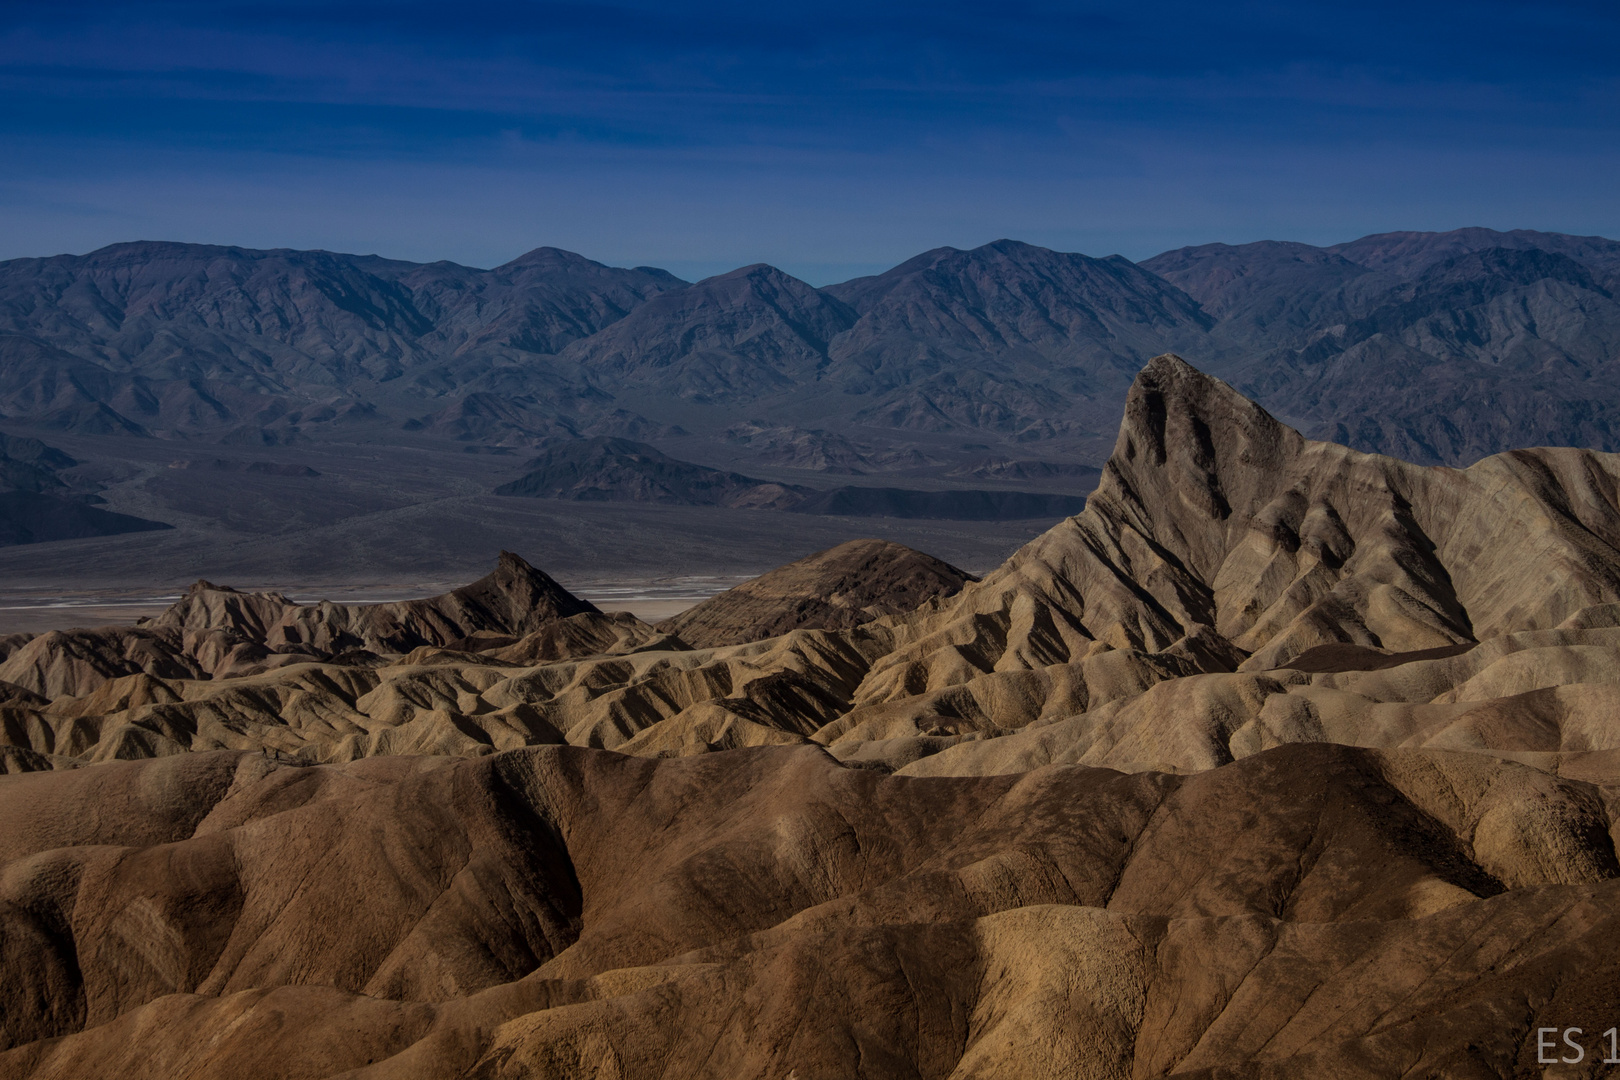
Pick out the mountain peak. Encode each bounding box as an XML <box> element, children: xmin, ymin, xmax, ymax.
<box><xmin>495</xmin><ymin>246</ymin><xmax>602</xmax><ymax>270</ymax></box>
<box><xmin>977</xmin><ymin>238</ymin><xmax>1052</xmax><ymax>257</ymax></box>
<box><xmin>470</xmin><ymin>550</ymin><xmax>599</xmax><ymax>623</ymax></box>
<box><xmin>1111</xmin><ymin>353</ymin><xmax>1297</xmax><ymax>479</ymax></box>
<box><xmin>698</xmin><ymin>262</ymin><xmax>815</xmax><ymax>289</ymax></box>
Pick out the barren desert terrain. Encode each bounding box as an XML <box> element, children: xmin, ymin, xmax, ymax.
<box><xmin>4</xmin><ymin>356</ymin><xmax>1620</xmax><ymax>1075</ymax></box>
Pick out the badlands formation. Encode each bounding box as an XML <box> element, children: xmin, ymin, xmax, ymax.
<box><xmin>6</xmin><ymin>356</ymin><xmax>1620</xmax><ymax>1076</ymax></box>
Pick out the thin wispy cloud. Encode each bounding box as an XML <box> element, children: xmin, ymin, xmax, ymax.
<box><xmin>1</xmin><ymin>0</ymin><xmax>1616</xmax><ymax>279</ymax></box>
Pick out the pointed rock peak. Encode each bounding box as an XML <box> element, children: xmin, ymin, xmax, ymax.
<box><xmin>1104</xmin><ymin>355</ymin><xmax>1305</xmax><ymax>535</ymax></box>
<box><xmin>495</xmin><ymin>549</ymin><xmax>542</xmax><ymax>576</ymax></box>
<box><xmin>1119</xmin><ymin>354</ymin><xmax>1293</xmax><ymax>451</ymax></box>
<box><xmin>1138</xmin><ymin>351</ymin><xmax>1199</xmax><ymax>379</ymax></box>
<box><xmin>1122</xmin><ymin>353</ymin><xmax>1269</xmax><ymax>435</ymax></box>
<box><xmin>465</xmin><ymin>551</ymin><xmax>600</xmax><ymax>621</ymax></box>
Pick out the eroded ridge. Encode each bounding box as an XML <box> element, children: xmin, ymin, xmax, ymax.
<box><xmin>6</xmin><ymin>356</ymin><xmax>1620</xmax><ymax>1075</ymax></box>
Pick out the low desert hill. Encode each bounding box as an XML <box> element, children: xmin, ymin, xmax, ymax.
<box><xmin>494</xmin><ymin>436</ymin><xmax>1091</xmax><ymax>520</ymax></box>
<box><xmin>491</xmin><ymin>436</ymin><xmax>810</xmax><ymax>508</ymax></box>
<box><xmin>8</xmin><ymin>356</ymin><xmax>1620</xmax><ymax>1074</ymax></box>
<box><xmin>656</xmin><ymin>538</ymin><xmax>976</xmax><ymax>647</ymax></box>
<box><xmin>0</xmin><ymin>431</ymin><xmax>171</xmax><ymax>546</ymax></box>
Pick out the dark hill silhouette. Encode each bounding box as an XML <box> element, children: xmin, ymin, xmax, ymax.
<box><xmin>492</xmin><ymin>437</ymin><xmax>808</xmax><ymax>507</ymax></box>
<box><xmin>0</xmin><ymin>492</ymin><xmax>170</xmax><ymax>547</ymax></box>
<box><xmin>0</xmin><ymin>430</ymin><xmax>170</xmax><ymax>545</ymax></box>
<box><xmin>493</xmin><ymin>437</ymin><xmax>1092</xmax><ymax>520</ymax></box>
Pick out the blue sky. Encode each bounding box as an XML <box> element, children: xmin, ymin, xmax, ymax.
<box><xmin>1</xmin><ymin>1</ymin><xmax>1616</xmax><ymax>283</ymax></box>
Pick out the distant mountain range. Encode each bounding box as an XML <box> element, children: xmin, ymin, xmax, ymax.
<box><xmin>1</xmin><ymin>227</ymin><xmax>1617</xmax><ymax>466</ymax></box>
<box><xmin>1142</xmin><ymin>230</ymin><xmax>1620</xmax><ymax>462</ymax></box>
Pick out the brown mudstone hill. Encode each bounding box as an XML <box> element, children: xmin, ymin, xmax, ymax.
<box><xmin>12</xmin><ymin>356</ymin><xmax>1620</xmax><ymax>1072</ymax></box>
<box><xmin>3</xmin><ymin>742</ymin><xmax>1620</xmax><ymax>1079</ymax></box>
<box><xmin>655</xmin><ymin>537</ymin><xmax>977</xmax><ymax>648</ymax></box>
<box><xmin>147</xmin><ymin>547</ymin><xmax>602</xmax><ymax>652</ymax></box>
<box><xmin>0</xmin><ymin>550</ymin><xmax>657</xmax><ymax>702</ymax></box>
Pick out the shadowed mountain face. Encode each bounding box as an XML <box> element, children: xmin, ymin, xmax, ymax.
<box><xmin>561</xmin><ymin>263</ymin><xmax>859</xmax><ymax>402</ymax></box>
<box><xmin>818</xmin><ymin>239</ymin><xmax>1213</xmax><ymax>438</ymax></box>
<box><xmin>11</xmin><ymin>357</ymin><xmax>1620</xmax><ymax>1073</ymax></box>
<box><xmin>4</xmin><ymin>229</ymin><xmax>1620</xmax><ymax>469</ymax></box>
<box><xmin>0</xmin><ymin>242</ymin><xmax>684</xmax><ymax>442</ymax></box>
<box><xmin>1328</xmin><ymin>227</ymin><xmax>1620</xmax><ymax>286</ymax></box>
<box><xmin>535</xmin><ymin>240</ymin><xmax>1219</xmax><ymax>450</ymax></box>
<box><xmin>0</xmin><ymin>434</ymin><xmax>76</xmax><ymax>497</ymax></box>
<box><xmin>1144</xmin><ymin>229</ymin><xmax>1620</xmax><ymax>463</ymax></box>
<box><xmin>0</xmin><ymin>431</ymin><xmax>171</xmax><ymax>545</ymax></box>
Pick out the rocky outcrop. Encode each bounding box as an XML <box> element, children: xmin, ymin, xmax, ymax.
<box><xmin>657</xmin><ymin>538</ymin><xmax>975</xmax><ymax>648</ymax></box>
<box><xmin>0</xmin><ymin>552</ymin><xmax>637</xmax><ymax>698</ymax></box>
<box><xmin>859</xmin><ymin>352</ymin><xmax>1620</xmax><ymax>699</ymax></box>
<box><xmin>150</xmin><ymin>549</ymin><xmax>604</xmax><ymax>654</ymax></box>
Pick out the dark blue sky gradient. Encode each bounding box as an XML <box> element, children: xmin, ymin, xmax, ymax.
<box><xmin>2</xmin><ymin>1</ymin><xmax>1616</xmax><ymax>281</ymax></box>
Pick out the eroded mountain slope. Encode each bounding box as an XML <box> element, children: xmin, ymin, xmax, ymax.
<box><xmin>7</xmin><ymin>356</ymin><xmax>1620</xmax><ymax>776</ymax></box>
<box><xmin>657</xmin><ymin>538</ymin><xmax>975</xmax><ymax>648</ymax></box>
<box><xmin>2</xmin><ymin>742</ymin><xmax>1619</xmax><ymax>1078</ymax></box>
<box><xmin>7</xmin><ymin>356</ymin><xmax>1620</xmax><ymax>1075</ymax></box>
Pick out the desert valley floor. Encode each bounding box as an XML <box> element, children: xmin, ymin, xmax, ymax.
<box><xmin>6</xmin><ymin>357</ymin><xmax>1620</xmax><ymax>1077</ymax></box>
